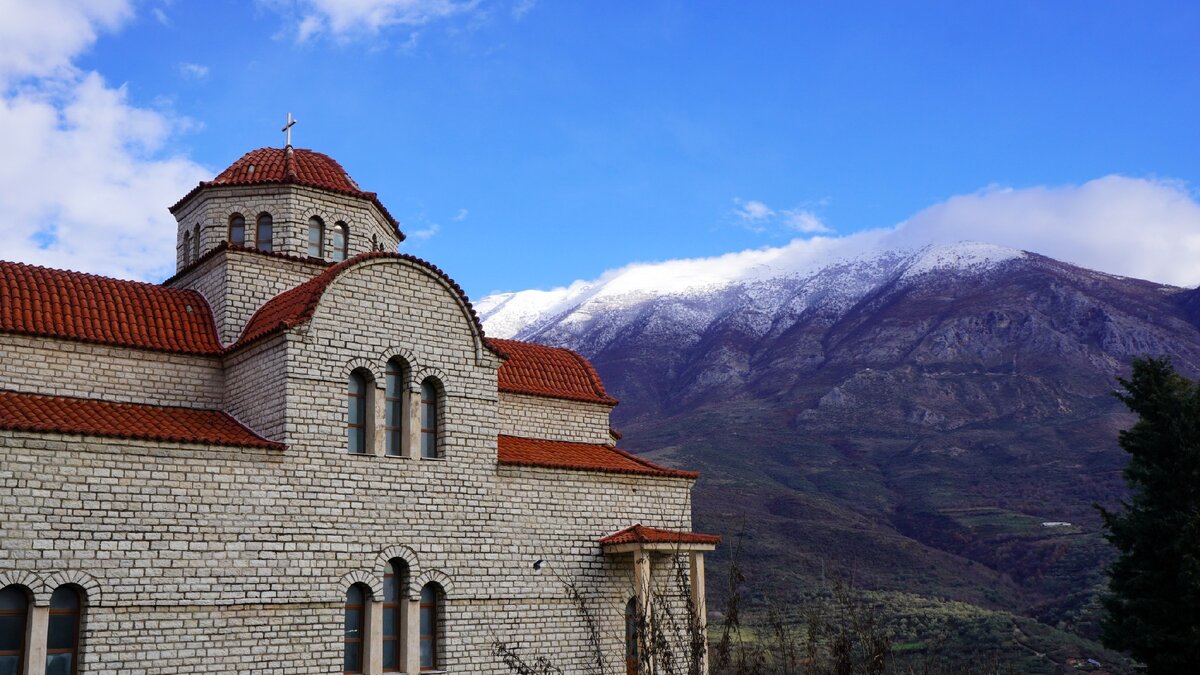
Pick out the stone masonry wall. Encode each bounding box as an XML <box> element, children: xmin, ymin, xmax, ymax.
<box><xmin>0</xmin><ymin>334</ymin><xmax>223</xmax><ymax>409</ymax></box>
<box><xmin>0</xmin><ymin>256</ymin><xmax>704</xmax><ymax>673</ymax></box>
<box><xmin>496</xmin><ymin>392</ymin><xmax>613</xmax><ymax>445</ymax></box>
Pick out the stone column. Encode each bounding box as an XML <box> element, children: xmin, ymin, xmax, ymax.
<box><xmin>404</xmin><ymin>596</ymin><xmax>422</xmax><ymax>673</ymax></box>
<box><xmin>23</xmin><ymin>605</ymin><xmax>47</xmax><ymax>675</ymax></box>
<box><xmin>372</xmin><ymin>384</ymin><xmax>386</xmax><ymax>457</ymax></box>
<box><xmin>400</xmin><ymin>388</ymin><xmax>415</xmax><ymax>458</ymax></box>
<box><xmin>406</xmin><ymin>387</ymin><xmax>422</xmax><ymax>459</ymax></box>
<box><xmin>633</xmin><ymin>548</ymin><xmax>652</xmax><ymax>671</ymax></box>
<box><xmin>689</xmin><ymin>552</ymin><xmax>708</xmax><ymax>675</ymax></box>
<box><xmin>363</xmin><ymin>595</ymin><xmax>382</xmax><ymax>675</ymax></box>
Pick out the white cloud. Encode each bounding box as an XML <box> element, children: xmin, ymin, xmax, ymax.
<box><xmin>452</xmin><ymin>208</ymin><xmax>469</xmax><ymax>221</ymax></box>
<box><xmin>889</xmin><ymin>176</ymin><xmax>1200</xmax><ymax>286</ymax></box>
<box><xmin>410</xmin><ymin>223</ymin><xmax>441</xmax><ymax>240</ymax></box>
<box><xmin>782</xmin><ymin>209</ymin><xmax>830</xmax><ymax>234</ymax></box>
<box><xmin>0</xmin><ymin>0</ymin><xmax>210</xmax><ymax>281</ymax></box>
<box><xmin>734</xmin><ymin>198</ymin><xmax>774</xmax><ymax>222</ymax></box>
<box><xmin>178</xmin><ymin>63</ymin><xmax>209</xmax><ymax>79</ymax></box>
<box><xmin>266</xmin><ymin>0</ymin><xmax>480</xmax><ymax>41</ymax></box>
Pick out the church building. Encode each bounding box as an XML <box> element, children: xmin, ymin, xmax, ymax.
<box><xmin>0</xmin><ymin>140</ymin><xmax>716</xmax><ymax>674</ymax></box>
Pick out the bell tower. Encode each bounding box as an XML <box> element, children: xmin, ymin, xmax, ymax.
<box><xmin>164</xmin><ymin>137</ymin><xmax>406</xmax><ymax>345</ymax></box>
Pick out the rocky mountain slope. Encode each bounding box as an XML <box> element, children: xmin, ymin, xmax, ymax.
<box><xmin>479</xmin><ymin>242</ymin><xmax>1200</xmax><ymax>669</ymax></box>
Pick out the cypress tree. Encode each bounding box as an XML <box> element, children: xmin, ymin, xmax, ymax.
<box><xmin>1099</xmin><ymin>357</ymin><xmax>1200</xmax><ymax>673</ymax></box>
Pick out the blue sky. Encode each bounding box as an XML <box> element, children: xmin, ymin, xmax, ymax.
<box><xmin>2</xmin><ymin>1</ymin><xmax>1199</xmax><ymax>294</ymax></box>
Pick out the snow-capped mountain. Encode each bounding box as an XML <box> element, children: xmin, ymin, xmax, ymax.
<box><xmin>479</xmin><ymin>241</ymin><xmax>1026</xmax><ymax>346</ymax></box>
<box><xmin>476</xmin><ymin>239</ymin><xmax>1200</xmax><ymax>655</ymax></box>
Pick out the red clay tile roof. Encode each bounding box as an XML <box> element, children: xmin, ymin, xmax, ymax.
<box><xmin>488</xmin><ymin>338</ymin><xmax>618</xmax><ymax>406</ymax></box>
<box><xmin>0</xmin><ymin>261</ymin><xmax>222</xmax><ymax>355</ymax></box>
<box><xmin>598</xmin><ymin>524</ymin><xmax>720</xmax><ymax>547</ymax></box>
<box><xmin>169</xmin><ymin>147</ymin><xmax>404</xmax><ymax>241</ymax></box>
<box><xmin>497</xmin><ymin>435</ymin><xmax>697</xmax><ymax>479</ymax></box>
<box><xmin>235</xmin><ymin>252</ymin><xmax>499</xmax><ymax>355</ymax></box>
<box><xmin>0</xmin><ymin>390</ymin><xmax>283</xmax><ymax>449</ymax></box>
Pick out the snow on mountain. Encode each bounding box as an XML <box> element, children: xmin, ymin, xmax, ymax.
<box><xmin>478</xmin><ymin>240</ymin><xmax>1026</xmax><ymax>341</ymax></box>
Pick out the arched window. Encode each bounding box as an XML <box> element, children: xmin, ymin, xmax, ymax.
<box><xmin>419</xmin><ymin>583</ymin><xmax>443</xmax><ymax>671</ymax></box>
<box><xmin>383</xmin><ymin>560</ymin><xmax>409</xmax><ymax>672</ymax></box>
<box><xmin>256</xmin><ymin>213</ymin><xmax>273</xmax><ymax>252</ymax></box>
<box><xmin>625</xmin><ymin>597</ymin><xmax>639</xmax><ymax>675</ymax></box>
<box><xmin>332</xmin><ymin>222</ymin><xmax>348</xmax><ymax>262</ymax></box>
<box><xmin>229</xmin><ymin>214</ymin><xmax>246</xmax><ymax>246</ymax></box>
<box><xmin>385</xmin><ymin>359</ymin><xmax>408</xmax><ymax>457</ymax></box>
<box><xmin>192</xmin><ymin>223</ymin><xmax>201</xmax><ymax>261</ymax></box>
<box><xmin>308</xmin><ymin>216</ymin><xmax>325</xmax><ymax>258</ymax></box>
<box><xmin>344</xmin><ymin>584</ymin><xmax>368</xmax><ymax>674</ymax></box>
<box><xmin>348</xmin><ymin>370</ymin><xmax>370</xmax><ymax>455</ymax></box>
<box><xmin>420</xmin><ymin>378</ymin><xmax>439</xmax><ymax>459</ymax></box>
<box><xmin>46</xmin><ymin>586</ymin><xmax>82</xmax><ymax>675</ymax></box>
<box><xmin>0</xmin><ymin>585</ymin><xmax>28</xmax><ymax>675</ymax></box>
<box><xmin>182</xmin><ymin>231</ymin><xmax>192</xmax><ymax>265</ymax></box>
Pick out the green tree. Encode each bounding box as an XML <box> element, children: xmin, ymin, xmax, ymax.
<box><xmin>1099</xmin><ymin>357</ymin><xmax>1200</xmax><ymax>673</ymax></box>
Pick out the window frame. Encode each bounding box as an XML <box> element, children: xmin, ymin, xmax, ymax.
<box><xmin>419</xmin><ymin>378</ymin><xmax>440</xmax><ymax>459</ymax></box>
<box><xmin>308</xmin><ymin>216</ymin><xmax>325</xmax><ymax>258</ymax></box>
<box><xmin>347</xmin><ymin>370</ymin><xmax>370</xmax><ymax>455</ymax></box>
<box><xmin>384</xmin><ymin>360</ymin><xmax>408</xmax><ymax>457</ymax></box>
<box><xmin>46</xmin><ymin>585</ymin><xmax>82</xmax><ymax>675</ymax></box>
<box><xmin>192</xmin><ymin>223</ymin><xmax>201</xmax><ymax>262</ymax></box>
<box><xmin>419</xmin><ymin>583</ymin><xmax>442</xmax><ymax>671</ymax></box>
<box><xmin>256</xmin><ymin>212</ymin><xmax>273</xmax><ymax>253</ymax></box>
<box><xmin>0</xmin><ymin>584</ymin><xmax>29</xmax><ymax>675</ymax></box>
<box><xmin>382</xmin><ymin>560</ymin><xmax>408</xmax><ymax>672</ymax></box>
<box><xmin>344</xmin><ymin>584</ymin><xmax>368</xmax><ymax>675</ymax></box>
<box><xmin>182</xmin><ymin>231</ymin><xmax>192</xmax><ymax>265</ymax></box>
<box><xmin>228</xmin><ymin>213</ymin><xmax>246</xmax><ymax>247</ymax></box>
<box><xmin>332</xmin><ymin>222</ymin><xmax>349</xmax><ymax>262</ymax></box>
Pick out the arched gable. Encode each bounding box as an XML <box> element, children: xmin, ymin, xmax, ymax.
<box><xmin>234</xmin><ymin>253</ymin><xmax>501</xmax><ymax>367</ymax></box>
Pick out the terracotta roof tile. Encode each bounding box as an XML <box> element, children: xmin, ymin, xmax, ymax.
<box><xmin>0</xmin><ymin>390</ymin><xmax>283</xmax><ymax>450</ymax></box>
<box><xmin>497</xmin><ymin>434</ymin><xmax>697</xmax><ymax>479</ymax></box>
<box><xmin>598</xmin><ymin>524</ymin><xmax>720</xmax><ymax>547</ymax></box>
<box><xmin>0</xmin><ymin>261</ymin><xmax>222</xmax><ymax>355</ymax></box>
<box><xmin>488</xmin><ymin>338</ymin><xmax>618</xmax><ymax>406</ymax></box>
<box><xmin>169</xmin><ymin>147</ymin><xmax>404</xmax><ymax>241</ymax></box>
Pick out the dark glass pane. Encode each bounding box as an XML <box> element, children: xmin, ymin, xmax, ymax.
<box><xmin>50</xmin><ymin>587</ymin><xmax>79</xmax><ymax>610</ymax></box>
<box><xmin>386</xmin><ymin>369</ymin><xmax>401</xmax><ymax>397</ymax></box>
<box><xmin>230</xmin><ymin>216</ymin><xmax>245</xmax><ymax>246</ymax></box>
<box><xmin>344</xmin><ymin>642</ymin><xmax>362</xmax><ymax>673</ymax></box>
<box><xmin>348</xmin><ymin>428</ymin><xmax>362</xmax><ymax>454</ymax></box>
<box><xmin>257</xmin><ymin>215</ymin><xmax>272</xmax><ymax>252</ymax></box>
<box><xmin>382</xmin><ymin>606</ymin><xmax>396</xmax><ymax>636</ymax></box>
<box><xmin>420</xmin><ymin>639</ymin><xmax>433</xmax><ymax>668</ymax></box>
<box><xmin>0</xmin><ymin>615</ymin><xmax>23</xmax><ymax>650</ymax></box>
<box><xmin>386</xmin><ymin>431</ymin><xmax>400</xmax><ymax>456</ymax></box>
<box><xmin>345</xmin><ymin>609</ymin><xmax>362</xmax><ymax>636</ymax></box>
<box><xmin>349</xmin><ymin>373</ymin><xmax>365</xmax><ymax>395</ymax></box>
<box><xmin>47</xmin><ymin>614</ymin><xmax>76</xmax><ymax>650</ymax></box>
<box><xmin>0</xmin><ymin>588</ymin><xmax>24</xmax><ymax>610</ymax></box>
<box><xmin>383</xmin><ymin>640</ymin><xmax>398</xmax><ymax>669</ymax></box>
<box><xmin>383</xmin><ymin>575</ymin><xmax>396</xmax><ymax>601</ymax></box>
<box><xmin>388</xmin><ymin>559</ymin><xmax>407</xmax><ymax>579</ymax></box>
<box><xmin>346</xmin><ymin>585</ymin><xmax>363</xmax><ymax>605</ymax></box>
<box><xmin>45</xmin><ymin>653</ymin><xmax>72</xmax><ymax>675</ymax></box>
<box><xmin>421</xmin><ymin>432</ymin><xmax>436</xmax><ymax>459</ymax></box>
<box><xmin>0</xmin><ymin>655</ymin><xmax>18</xmax><ymax>675</ymax></box>
<box><xmin>348</xmin><ymin>394</ymin><xmax>362</xmax><ymax>420</ymax></box>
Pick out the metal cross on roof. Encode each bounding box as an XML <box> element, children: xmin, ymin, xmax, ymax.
<box><xmin>281</xmin><ymin>112</ymin><xmax>297</xmax><ymax>147</ymax></box>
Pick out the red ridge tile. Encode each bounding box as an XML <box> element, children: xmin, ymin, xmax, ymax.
<box><xmin>497</xmin><ymin>434</ymin><xmax>697</xmax><ymax>479</ymax></box>
<box><xmin>0</xmin><ymin>390</ymin><xmax>283</xmax><ymax>450</ymax></box>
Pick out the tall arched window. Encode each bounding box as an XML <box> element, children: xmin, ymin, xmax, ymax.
<box><xmin>46</xmin><ymin>586</ymin><xmax>82</xmax><ymax>675</ymax></box>
<box><xmin>229</xmin><ymin>214</ymin><xmax>246</xmax><ymax>246</ymax></box>
<box><xmin>420</xmin><ymin>378</ymin><xmax>439</xmax><ymax>459</ymax></box>
<box><xmin>344</xmin><ymin>584</ymin><xmax>368</xmax><ymax>675</ymax></box>
<box><xmin>385</xmin><ymin>359</ymin><xmax>408</xmax><ymax>457</ymax></box>
<box><xmin>625</xmin><ymin>597</ymin><xmax>639</xmax><ymax>675</ymax></box>
<box><xmin>0</xmin><ymin>585</ymin><xmax>28</xmax><ymax>675</ymax></box>
<box><xmin>256</xmin><ymin>213</ymin><xmax>273</xmax><ymax>252</ymax></box>
<box><xmin>383</xmin><ymin>559</ymin><xmax>409</xmax><ymax>672</ymax></box>
<box><xmin>348</xmin><ymin>370</ymin><xmax>370</xmax><ymax>455</ymax></box>
<box><xmin>308</xmin><ymin>216</ymin><xmax>325</xmax><ymax>258</ymax></box>
<box><xmin>419</xmin><ymin>583</ymin><xmax>443</xmax><ymax>671</ymax></box>
<box><xmin>192</xmin><ymin>224</ymin><xmax>201</xmax><ymax>261</ymax></box>
<box><xmin>332</xmin><ymin>222</ymin><xmax>348</xmax><ymax>262</ymax></box>
<box><xmin>182</xmin><ymin>231</ymin><xmax>192</xmax><ymax>265</ymax></box>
